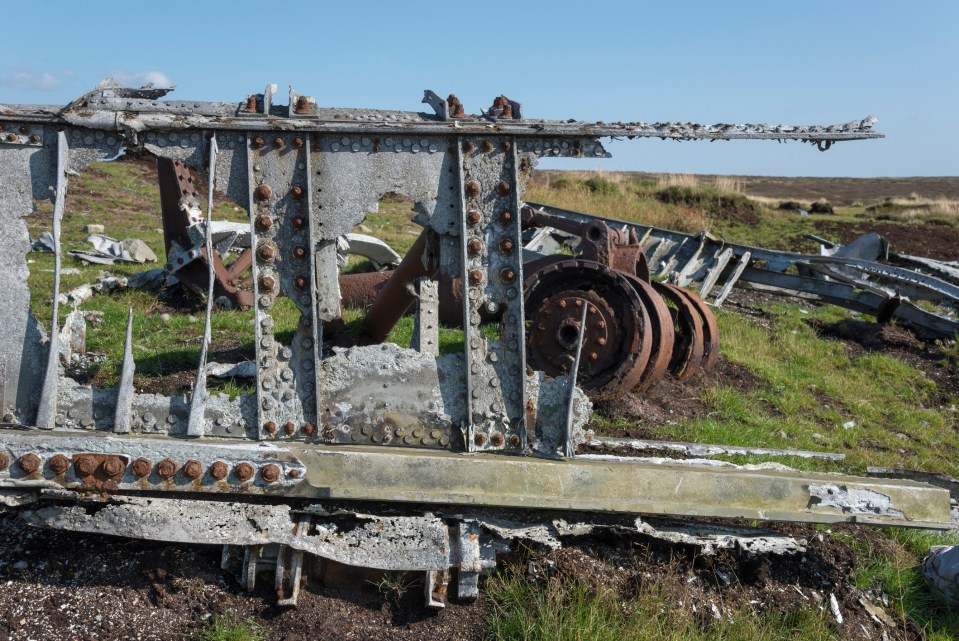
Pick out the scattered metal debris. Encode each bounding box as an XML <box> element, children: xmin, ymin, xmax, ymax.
<box><xmin>0</xmin><ymin>82</ymin><xmax>949</xmax><ymax>608</ymax></box>
<box><xmin>525</xmin><ymin>202</ymin><xmax>959</xmax><ymax>338</ymax></box>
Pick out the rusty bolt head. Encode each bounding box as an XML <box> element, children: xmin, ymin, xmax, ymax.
<box><xmin>256</xmin><ymin>243</ymin><xmax>274</xmax><ymax>262</ymax></box>
<box><xmin>131</xmin><ymin>458</ymin><xmax>152</xmax><ymax>478</ymax></box>
<box><xmin>491</xmin><ymin>432</ymin><xmax>505</xmax><ymax>447</ymax></box>
<box><xmin>273</xmin><ymin>136</ymin><xmax>286</xmax><ymax>149</ymax></box>
<box><xmin>462</xmin><ymin>141</ymin><xmax>475</xmax><ymax>153</ymax></box>
<box><xmin>210</xmin><ymin>461</ymin><xmax>228</xmax><ymax>480</ymax></box>
<box><xmin>558</xmin><ymin>299</ymin><xmax>568</xmax><ymax>308</ymax></box>
<box><xmin>474</xmin><ymin>433</ymin><xmax>488</xmax><ymax>447</ymax></box>
<box><xmin>293</xmin><ymin>246</ymin><xmax>307</xmax><ymax>260</ymax></box>
<box><xmin>74</xmin><ymin>455</ymin><xmax>98</xmax><ymax>477</ymax></box>
<box><xmin>496</xmin><ymin>181</ymin><xmax>512</xmax><ymax>196</ymax></box>
<box><xmin>292</xmin><ymin>216</ymin><xmax>306</xmax><ymax>230</ymax></box>
<box><xmin>255</xmin><ymin>184</ymin><xmax>273</xmax><ymax>200</ymax></box>
<box><xmin>467</xmin><ymin>238</ymin><xmax>483</xmax><ymax>256</ymax></box>
<box><xmin>284</xmin><ymin>421</ymin><xmax>296</xmax><ymax>436</ymax></box>
<box><xmin>244</xmin><ymin>96</ymin><xmax>258</xmax><ymax>112</ymax></box>
<box><xmin>500</xmin><ymin>268</ymin><xmax>516</xmax><ymax>283</ymax></box>
<box><xmin>255</xmin><ymin>214</ymin><xmax>273</xmax><ymax>231</ymax></box>
<box><xmin>183</xmin><ymin>460</ymin><xmax>203</xmax><ymax>480</ymax></box>
<box><xmin>288</xmin><ymin>469</ymin><xmax>302</xmax><ymax>478</ymax></box>
<box><xmin>18</xmin><ymin>126</ymin><xmax>27</xmax><ymax>134</ymax></box>
<box><xmin>261</xmin><ymin>464</ymin><xmax>280</xmax><ymax>483</ymax></box>
<box><xmin>5</xmin><ymin>134</ymin><xmax>16</xmax><ymax>143</ymax></box>
<box><xmin>293</xmin><ymin>136</ymin><xmax>305</xmax><ymax>148</ymax></box>
<box><xmin>291</xmin><ymin>185</ymin><xmax>304</xmax><ymax>199</ymax></box>
<box><xmin>465</xmin><ymin>180</ymin><xmax>481</xmax><ymax>198</ymax></box>
<box><xmin>509</xmin><ymin>434</ymin><xmax>522</xmax><ymax>447</ymax></box>
<box><xmin>294</xmin><ymin>95</ymin><xmax>311</xmax><ymax>114</ymax></box>
<box><xmin>30</xmin><ymin>134</ymin><xmax>41</xmax><ymax>144</ymax></box>
<box><xmin>481</xmin><ymin>140</ymin><xmax>494</xmax><ymax>153</ymax></box>
<box><xmin>501</xmin><ymin>140</ymin><xmax>512</xmax><ymax>152</ymax></box>
<box><xmin>302</xmin><ymin>422</ymin><xmax>315</xmax><ymax>436</ymax></box>
<box><xmin>293</xmin><ymin>275</ymin><xmax>308</xmax><ymax>290</ymax></box>
<box><xmin>499</xmin><ymin>239</ymin><xmax>514</xmax><ymax>253</ymax></box>
<box><xmin>234</xmin><ymin>462</ymin><xmax>254</xmax><ymax>482</ymax></box>
<box><xmin>102</xmin><ymin>457</ymin><xmax>124</xmax><ymax>478</ymax></box>
<box><xmin>498</xmin><ymin>210</ymin><xmax>513</xmax><ymax>224</ymax></box>
<box><xmin>252</xmin><ymin>135</ymin><xmax>265</xmax><ymax>148</ymax></box>
<box><xmin>18</xmin><ymin>454</ymin><xmax>40</xmax><ymax>474</ymax></box>
<box><xmin>156</xmin><ymin>458</ymin><xmax>178</xmax><ymax>479</ymax></box>
<box><xmin>466</xmin><ymin>209</ymin><xmax>482</xmax><ymax>226</ymax></box>
<box><xmin>0</xmin><ymin>452</ymin><xmax>9</xmax><ymax>471</ymax></box>
<box><xmin>263</xmin><ymin>420</ymin><xmax>277</xmax><ymax>435</ymax></box>
<box><xmin>48</xmin><ymin>454</ymin><xmax>70</xmax><ymax>475</ymax></box>
<box><xmin>590</xmin><ymin>352</ymin><xmax>599</xmax><ymax>361</ymax></box>
<box><xmin>468</xmin><ymin>269</ymin><xmax>484</xmax><ymax>285</ymax></box>
<box><xmin>260</xmin><ymin>275</ymin><xmax>276</xmax><ymax>291</ymax></box>
<box><xmin>598</xmin><ymin>337</ymin><xmax>607</xmax><ymax>346</ymax></box>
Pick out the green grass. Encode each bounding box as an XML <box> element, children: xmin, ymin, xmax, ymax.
<box><xmin>197</xmin><ymin>615</ymin><xmax>264</xmax><ymax>641</ymax></box>
<box><xmin>485</xmin><ymin>564</ymin><xmax>838</xmax><ymax>641</ymax></box>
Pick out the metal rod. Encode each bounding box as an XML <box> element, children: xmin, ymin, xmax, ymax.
<box><xmin>564</xmin><ymin>302</ymin><xmax>589</xmax><ymax>458</ymax></box>
<box><xmin>187</xmin><ymin>134</ymin><xmax>218</xmax><ymax>437</ymax></box>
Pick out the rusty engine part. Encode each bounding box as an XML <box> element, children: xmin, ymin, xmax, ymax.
<box><xmin>1</xmin><ymin>84</ymin><xmax>946</xmax><ymax>611</ymax></box>
<box><xmin>349</xmin><ymin>204</ymin><xmax>718</xmax><ymax>400</ymax></box>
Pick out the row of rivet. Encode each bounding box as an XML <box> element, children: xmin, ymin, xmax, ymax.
<box><xmin>0</xmin><ymin>123</ymin><xmax>43</xmax><ymax>146</ymax></box>
<box><xmin>0</xmin><ymin>452</ymin><xmax>294</xmax><ymax>483</ymax></box>
<box><xmin>249</xmin><ymin>133</ymin><xmax>315</xmax><ymax>436</ymax></box>
<box><xmin>459</xmin><ymin>137</ymin><xmax>524</xmax><ymax>450</ymax></box>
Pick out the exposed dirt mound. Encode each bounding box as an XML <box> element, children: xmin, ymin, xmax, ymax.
<box><xmin>592</xmin><ymin>356</ymin><xmax>763</xmax><ymax>438</ymax></box>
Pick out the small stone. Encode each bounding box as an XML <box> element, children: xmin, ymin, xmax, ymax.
<box><xmin>356</xmin><ymin>224</ymin><xmax>373</xmax><ymax>233</ymax></box>
<box><xmin>84</xmin><ymin>224</ymin><xmax>105</xmax><ymax>234</ymax></box>
<box><xmin>160</xmin><ymin>313</ymin><xmax>172</xmax><ymax>324</ymax></box>
<box><xmin>12</xmin><ymin>561</ymin><xmax>27</xmax><ymax>571</ymax></box>
<box><xmin>120</xmin><ymin>238</ymin><xmax>157</xmax><ymax>263</ymax></box>
<box><xmin>812</xmin><ymin>432</ymin><xmax>824</xmax><ymax>440</ymax></box>
<box><xmin>775</xmin><ymin>429</ymin><xmax>788</xmax><ymax>439</ymax></box>
<box><xmin>842</xmin><ymin>420</ymin><xmax>856</xmax><ymax>430</ymax></box>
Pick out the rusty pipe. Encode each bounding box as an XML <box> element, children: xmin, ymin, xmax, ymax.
<box><xmin>362</xmin><ymin>230</ymin><xmax>438</xmax><ymax>343</ymax></box>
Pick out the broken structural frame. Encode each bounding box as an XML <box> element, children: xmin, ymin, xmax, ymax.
<box><xmin>525</xmin><ymin>202</ymin><xmax>959</xmax><ymax>339</ymax></box>
<box><xmin>0</xmin><ymin>82</ymin><xmax>949</xmax><ymax>606</ymax></box>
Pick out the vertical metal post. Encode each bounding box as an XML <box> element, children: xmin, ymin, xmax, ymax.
<box><xmin>36</xmin><ymin>131</ymin><xmax>69</xmax><ymax>429</ymax></box>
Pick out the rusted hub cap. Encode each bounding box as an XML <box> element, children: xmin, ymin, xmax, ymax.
<box><xmin>523</xmin><ymin>259</ymin><xmax>652</xmax><ymax>401</ymax></box>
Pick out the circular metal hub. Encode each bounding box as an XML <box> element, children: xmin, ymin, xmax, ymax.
<box><xmin>523</xmin><ymin>259</ymin><xmax>652</xmax><ymax>401</ymax></box>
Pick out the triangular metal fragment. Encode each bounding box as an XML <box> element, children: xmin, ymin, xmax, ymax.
<box><xmin>113</xmin><ymin>307</ymin><xmax>135</xmax><ymax>433</ymax></box>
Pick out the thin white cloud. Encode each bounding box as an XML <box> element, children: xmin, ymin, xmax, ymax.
<box><xmin>0</xmin><ymin>69</ymin><xmax>62</xmax><ymax>91</ymax></box>
<box><xmin>108</xmin><ymin>70</ymin><xmax>174</xmax><ymax>88</ymax></box>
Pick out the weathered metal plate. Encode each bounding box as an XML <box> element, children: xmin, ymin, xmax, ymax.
<box><xmin>291</xmin><ymin>445</ymin><xmax>953</xmax><ymax>529</ymax></box>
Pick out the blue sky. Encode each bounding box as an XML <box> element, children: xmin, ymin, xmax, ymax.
<box><xmin>1</xmin><ymin>1</ymin><xmax>955</xmax><ymax>177</ymax></box>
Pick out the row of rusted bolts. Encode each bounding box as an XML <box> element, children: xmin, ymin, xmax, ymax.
<box><xmin>0</xmin><ymin>452</ymin><xmax>292</xmax><ymax>483</ymax></box>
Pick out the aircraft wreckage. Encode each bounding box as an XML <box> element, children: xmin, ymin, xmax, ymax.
<box><xmin>0</xmin><ymin>82</ymin><xmax>952</xmax><ymax>606</ymax></box>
